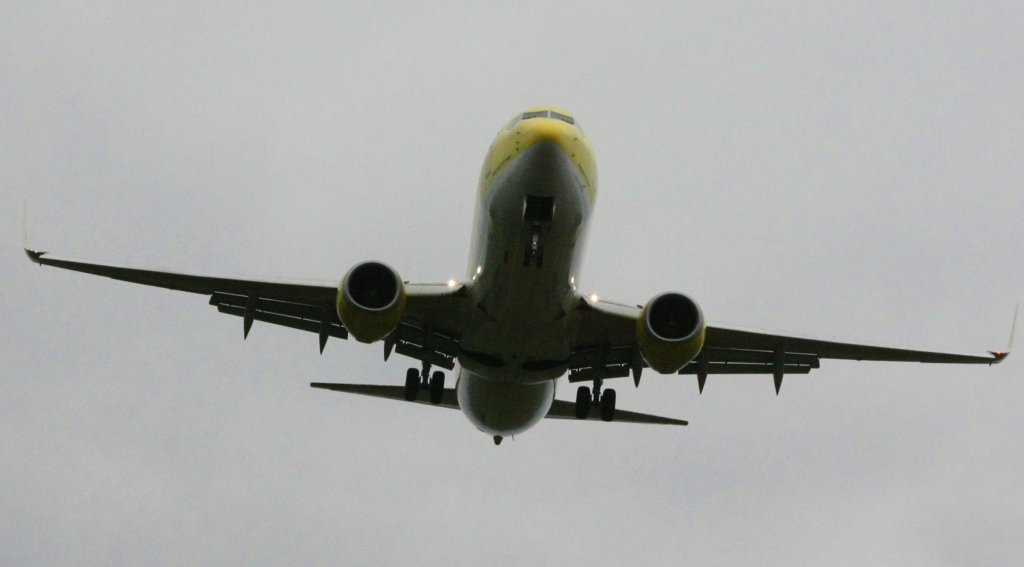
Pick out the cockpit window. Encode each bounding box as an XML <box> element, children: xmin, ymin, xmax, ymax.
<box><xmin>514</xmin><ymin>109</ymin><xmax>583</xmax><ymax>135</ymax></box>
<box><xmin>506</xmin><ymin>114</ymin><xmax>522</xmax><ymax>131</ymax></box>
<box><xmin>550</xmin><ymin>111</ymin><xmax>574</xmax><ymax>125</ymax></box>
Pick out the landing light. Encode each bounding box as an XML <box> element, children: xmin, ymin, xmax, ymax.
<box><xmin>447</xmin><ymin>279</ymin><xmax>458</xmax><ymax>288</ymax></box>
<box><xmin>589</xmin><ymin>293</ymin><xmax>599</xmax><ymax>303</ymax></box>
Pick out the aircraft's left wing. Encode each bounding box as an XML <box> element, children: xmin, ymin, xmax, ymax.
<box><xmin>24</xmin><ymin>248</ymin><xmax>465</xmax><ymax>364</ymax></box>
<box><xmin>569</xmin><ymin>297</ymin><xmax>1009</xmax><ymax>394</ymax></box>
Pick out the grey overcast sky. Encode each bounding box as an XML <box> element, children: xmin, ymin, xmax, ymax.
<box><xmin>2</xmin><ymin>2</ymin><xmax>1022</xmax><ymax>565</ymax></box>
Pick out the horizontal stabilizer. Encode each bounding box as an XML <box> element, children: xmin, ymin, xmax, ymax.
<box><xmin>310</xmin><ymin>382</ymin><xmax>460</xmax><ymax>410</ymax></box>
<box><xmin>310</xmin><ymin>382</ymin><xmax>688</xmax><ymax>425</ymax></box>
<box><xmin>545</xmin><ymin>400</ymin><xmax>688</xmax><ymax>425</ymax></box>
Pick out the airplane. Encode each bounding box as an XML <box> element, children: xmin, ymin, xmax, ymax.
<box><xmin>25</xmin><ymin>105</ymin><xmax>1013</xmax><ymax>445</ymax></box>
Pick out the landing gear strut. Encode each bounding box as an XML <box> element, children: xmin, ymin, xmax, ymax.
<box><xmin>574</xmin><ymin>379</ymin><xmax>616</xmax><ymax>422</ymax></box>
<box><xmin>523</xmin><ymin>225</ymin><xmax>544</xmax><ymax>268</ymax></box>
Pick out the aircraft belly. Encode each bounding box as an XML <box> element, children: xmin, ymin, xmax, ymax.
<box><xmin>460</xmin><ymin>141</ymin><xmax>589</xmax><ymax>383</ymax></box>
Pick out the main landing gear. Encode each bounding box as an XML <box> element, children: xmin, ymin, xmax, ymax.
<box><xmin>574</xmin><ymin>379</ymin><xmax>616</xmax><ymax>422</ymax></box>
<box><xmin>403</xmin><ymin>365</ymin><xmax>445</xmax><ymax>405</ymax></box>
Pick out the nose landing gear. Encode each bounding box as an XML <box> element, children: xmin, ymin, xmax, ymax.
<box><xmin>522</xmin><ymin>226</ymin><xmax>544</xmax><ymax>268</ymax></box>
<box><xmin>522</xmin><ymin>195</ymin><xmax>553</xmax><ymax>269</ymax></box>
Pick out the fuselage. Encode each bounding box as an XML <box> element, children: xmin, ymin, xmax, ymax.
<box><xmin>455</xmin><ymin>107</ymin><xmax>597</xmax><ymax>436</ymax></box>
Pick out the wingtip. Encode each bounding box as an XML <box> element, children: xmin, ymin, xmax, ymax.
<box><xmin>24</xmin><ymin>248</ymin><xmax>46</xmax><ymax>263</ymax></box>
<box><xmin>988</xmin><ymin>351</ymin><xmax>1010</xmax><ymax>364</ymax></box>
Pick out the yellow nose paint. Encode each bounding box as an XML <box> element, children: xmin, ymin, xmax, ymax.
<box><xmin>479</xmin><ymin>106</ymin><xmax>597</xmax><ymax>201</ymax></box>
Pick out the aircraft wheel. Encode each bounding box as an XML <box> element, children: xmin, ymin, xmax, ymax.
<box><xmin>429</xmin><ymin>371</ymin><xmax>445</xmax><ymax>405</ymax></box>
<box><xmin>403</xmin><ymin>368</ymin><xmax>419</xmax><ymax>401</ymax></box>
<box><xmin>574</xmin><ymin>385</ymin><xmax>591</xmax><ymax>419</ymax></box>
<box><xmin>600</xmin><ymin>389</ymin><xmax>616</xmax><ymax>422</ymax></box>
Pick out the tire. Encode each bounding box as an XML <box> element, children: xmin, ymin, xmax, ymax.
<box><xmin>600</xmin><ymin>389</ymin><xmax>616</xmax><ymax>422</ymax></box>
<box><xmin>429</xmin><ymin>371</ymin><xmax>445</xmax><ymax>405</ymax></box>
<box><xmin>574</xmin><ymin>385</ymin><xmax>591</xmax><ymax>419</ymax></box>
<box><xmin>403</xmin><ymin>368</ymin><xmax>419</xmax><ymax>401</ymax></box>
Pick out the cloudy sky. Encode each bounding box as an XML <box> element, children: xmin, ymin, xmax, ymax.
<box><xmin>2</xmin><ymin>2</ymin><xmax>1021</xmax><ymax>565</ymax></box>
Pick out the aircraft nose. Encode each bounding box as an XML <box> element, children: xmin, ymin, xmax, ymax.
<box><xmin>519</xmin><ymin>118</ymin><xmax>576</xmax><ymax>159</ymax></box>
<box><xmin>529</xmin><ymin>119</ymin><xmax>566</xmax><ymax>143</ymax></box>
<box><xmin>530</xmin><ymin>118</ymin><xmax>574</xmax><ymax>144</ymax></box>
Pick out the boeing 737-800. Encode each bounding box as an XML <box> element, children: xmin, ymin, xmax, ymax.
<box><xmin>25</xmin><ymin>106</ymin><xmax>1011</xmax><ymax>445</ymax></box>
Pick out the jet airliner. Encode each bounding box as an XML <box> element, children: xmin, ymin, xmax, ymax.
<box><xmin>25</xmin><ymin>106</ymin><xmax>1011</xmax><ymax>445</ymax></box>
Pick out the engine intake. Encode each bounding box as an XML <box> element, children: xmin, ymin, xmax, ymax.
<box><xmin>336</xmin><ymin>261</ymin><xmax>406</xmax><ymax>343</ymax></box>
<box><xmin>637</xmin><ymin>292</ymin><xmax>706</xmax><ymax>373</ymax></box>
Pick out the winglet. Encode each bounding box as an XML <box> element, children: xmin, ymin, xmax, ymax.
<box><xmin>22</xmin><ymin>199</ymin><xmax>28</xmax><ymax>249</ymax></box>
<box><xmin>22</xmin><ymin>201</ymin><xmax>47</xmax><ymax>264</ymax></box>
<box><xmin>989</xmin><ymin>351</ymin><xmax>1010</xmax><ymax>363</ymax></box>
<box><xmin>1009</xmin><ymin>304</ymin><xmax>1019</xmax><ymax>352</ymax></box>
<box><xmin>987</xmin><ymin>304</ymin><xmax>1018</xmax><ymax>365</ymax></box>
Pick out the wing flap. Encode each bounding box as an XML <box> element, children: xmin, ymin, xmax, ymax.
<box><xmin>211</xmin><ymin>292</ymin><xmax>348</xmax><ymax>340</ymax></box>
<box><xmin>392</xmin><ymin>322</ymin><xmax>459</xmax><ymax>370</ymax></box>
<box><xmin>217</xmin><ymin>304</ymin><xmax>348</xmax><ymax>340</ymax></box>
<box><xmin>678</xmin><ymin>362</ymin><xmax>814</xmax><ymax>375</ymax></box>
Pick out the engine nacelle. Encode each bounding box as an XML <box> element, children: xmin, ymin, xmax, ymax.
<box><xmin>636</xmin><ymin>292</ymin><xmax>706</xmax><ymax>373</ymax></box>
<box><xmin>336</xmin><ymin>261</ymin><xmax>406</xmax><ymax>343</ymax></box>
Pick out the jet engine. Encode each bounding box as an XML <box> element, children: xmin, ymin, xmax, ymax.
<box><xmin>336</xmin><ymin>261</ymin><xmax>406</xmax><ymax>343</ymax></box>
<box><xmin>636</xmin><ymin>292</ymin><xmax>706</xmax><ymax>373</ymax></box>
